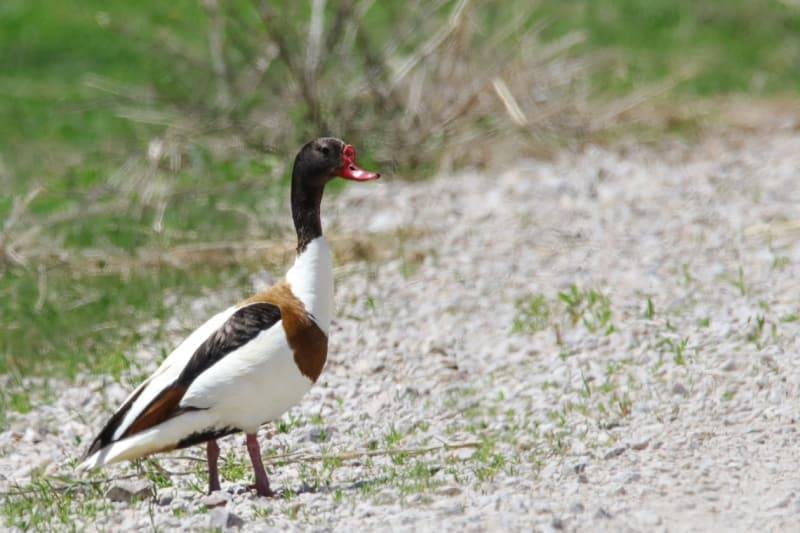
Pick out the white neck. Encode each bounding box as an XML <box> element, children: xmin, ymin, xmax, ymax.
<box><xmin>285</xmin><ymin>236</ymin><xmax>334</xmax><ymax>335</ymax></box>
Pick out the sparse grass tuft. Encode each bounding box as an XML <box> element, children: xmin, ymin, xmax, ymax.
<box><xmin>512</xmin><ymin>284</ymin><xmax>615</xmax><ymax>337</ymax></box>
<box><xmin>276</xmin><ymin>414</ymin><xmax>302</xmax><ymax>434</ymax></box>
<box><xmin>658</xmin><ymin>336</ymin><xmax>690</xmax><ymax>366</ymax></box>
<box><xmin>559</xmin><ymin>285</ymin><xmax>614</xmax><ymax>334</ymax></box>
<box><xmin>384</xmin><ymin>426</ymin><xmax>404</xmax><ymax>448</ymax></box>
<box><xmin>2</xmin><ymin>476</ymin><xmax>110</xmax><ymax>531</ymax></box>
<box><xmin>471</xmin><ymin>438</ymin><xmax>507</xmax><ymax>482</ymax></box>
<box><xmin>721</xmin><ymin>266</ymin><xmax>748</xmax><ymax>296</ymax></box>
<box><xmin>746</xmin><ymin>315</ymin><xmax>767</xmax><ymax>347</ymax></box>
<box><xmin>219</xmin><ymin>450</ymin><xmax>249</xmax><ymax>483</ymax></box>
<box><xmin>512</xmin><ymin>294</ymin><xmax>551</xmax><ymax>334</ymax></box>
<box><xmin>644</xmin><ymin>296</ymin><xmax>656</xmax><ymax>319</ymax></box>
<box><xmin>252</xmin><ymin>505</ymin><xmax>274</xmax><ymax>521</ymax></box>
<box><xmin>141</xmin><ymin>459</ymin><xmax>173</xmax><ymax>489</ymax></box>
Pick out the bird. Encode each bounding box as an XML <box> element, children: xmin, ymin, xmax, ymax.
<box><xmin>78</xmin><ymin>138</ymin><xmax>380</xmax><ymax>497</ymax></box>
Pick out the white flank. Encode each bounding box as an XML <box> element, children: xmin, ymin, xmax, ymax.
<box><xmin>80</xmin><ymin>321</ymin><xmax>309</xmax><ymax>470</ymax></box>
<box><xmin>285</xmin><ymin>236</ymin><xmax>334</xmax><ymax>334</ymax></box>
<box><xmin>112</xmin><ymin>306</ymin><xmax>238</xmax><ymax>440</ymax></box>
<box><xmin>180</xmin><ymin>321</ymin><xmax>313</xmax><ymax>432</ymax></box>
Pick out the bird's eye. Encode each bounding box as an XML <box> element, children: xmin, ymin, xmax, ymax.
<box><xmin>320</xmin><ymin>146</ymin><xmax>330</xmax><ymax>156</ymax></box>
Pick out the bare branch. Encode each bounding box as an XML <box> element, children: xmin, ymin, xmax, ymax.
<box><xmin>256</xmin><ymin>1</ymin><xmax>328</xmax><ymax>132</ymax></box>
<box><xmin>322</xmin><ymin>0</ymin><xmax>355</xmax><ymax>60</ymax></box>
<box><xmin>390</xmin><ymin>0</ymin><xmax>471</xmax><ymax>89</ymax></box>
<box><xmin>0</xmin><ymin>186</ymin><xmax>43</xmax><ymax>269</ymax></box>
<box><xmin>202</xmin><ymin>0</ymin><xmax>233</xmax><ymax>110</ymax></box>
<box><xmin>306</xmin><ymin>0</ymin><xmax>327</xmax><ymax>84</ymax></box>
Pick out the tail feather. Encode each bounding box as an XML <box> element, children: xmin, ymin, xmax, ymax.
<box><xmin>83</xmin><ymin>378</ymin><xmax>151</xmax><ymax>460</ymax></box>
<box><xmin>78</xmin><ymin>410</ymin><xmax>217</xmax><ymax>472</ymax></box>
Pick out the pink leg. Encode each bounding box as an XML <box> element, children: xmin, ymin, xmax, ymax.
<box><xmin>207</xmin><ymin>440</ymin><xmax>221</xmax><ymax>493</ymax></box>
<box><xmin>246</xmin><ymin>433</ymin><xmax>274</xmax><ymax>497</ymax></box>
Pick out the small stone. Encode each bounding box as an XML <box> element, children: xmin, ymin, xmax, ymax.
<box><xmin>208</xmin><ymin>508</ymin><xmax>244</xmax><ymax>529</ymax></box>
<box><xmin>436</xmin><ymin>485</ymin><xmax>462</xmax><ymax>497</ymax></box>
<box><xmin>772</xmin><ymin>493</ymin><xmax>794</xmax><ymax>509</ymax></box>
<box><xmin>22</xmin><ymin>427</ymin><xmax>42</xmax><ymax>444</ymax></box>
<box><xmin>769</xmin><ymin>388</ymin><xmax>785</xmax><ymax>404</ymax></box>
<box><xmin>630</xmin><ymin>437</ymin><xmax>650</xmax><ymax>451</ymax></box>
<box><xmin>634</xmin><ymin>510</ymin><xmax>662</xmax><ymax>526</ymax></box>
<box><xmin>517</xmin><ymin>437</ymin><xmax>535</xmax><ymax>451</ymax></box>
<box><xmin>300</xmin><ymin>426</ymin><xmax>329</xmax><ymax>443</ymax></box>
<box><xmin>435</xmin><ymin>501</ymin><xmax>464</xmax><ymax>515</ymax></box>
<box><xmin>551</xmin><ymin>516</ymin><xmax>564</xmax><ymax>530</ymax></box>
<box><xmin>157</xmin><ymin>490</ymin><xmax>174</xmax><ymax>506</ymax></box>
<box><xmin>406</xmin><ymin>493</ymin><xmax>430</xmax><ymax>505</ymax></box>
<box><xmin>594</xmin><ymin>507</ymin><xmax>612</xmax><ymax>519</ymax></box>
<box><xmin>452</xmin><ymin>447</ymin><xmax>475</xmax><ymax>461</ymax></box>
<box><xmin>569</xmin><ymin>502</ymin><xmax>585</xmax><ymax>513</ymax></box>
<box><xmin>604</xmin><ymin>445</ymin><xmax>627</xmax><ymax>460</ymax></box>
<box><xmin>201</xmin><ymin>492</ymin><xmax>230</xmax><ymax>508</ymax></box>
<box><xmin>721</xmin><ymin>359</ymin><xmax>737</xmax><ymax>372</ymax></box>
<box><xmin>373</xmin><ymin>489</ymin><xmax>398</xmax><ymax>505</ymax></box>
<box><xmin>104</xmin><ymin>480</ymin><xmax>154</xmax><ymax>503</ymax></box>
<box><xmin>176</xmin><ymin>489</ymin><xmax>196</xmax><ymax>500</ymax></box>
<box><xmin>672</xmin><ymin>383</ymin><xmax>689</xmax><ymax>396</ymax></box>
<box><xmin>230</xmin><ymin>485</ymin><xmax>249</xmax><ymax>495</ymax></box>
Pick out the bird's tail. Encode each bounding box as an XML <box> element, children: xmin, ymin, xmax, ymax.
<box><xmin>77</xmin><ymin>410</ymin><xmax>213</xmax><ymax>472</ymax></box>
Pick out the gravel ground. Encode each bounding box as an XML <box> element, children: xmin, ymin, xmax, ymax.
<box><xmin>2</xmin><ymin>130</ymin><xmax>800</xmax><ymax>531</ymax></box>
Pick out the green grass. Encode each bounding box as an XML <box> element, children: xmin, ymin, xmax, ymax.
<box><xmin>558</xmin><ymin>285</ymin><xmax>614</xmax><ymax>334</ymax></box>
<box><xmin>512</xmin><ymin>294</ymin><xmax>551</xmax><ymax>334</ymax></box>
<box><xmin>536</xmin><ymin>0</ymin><xmax>800</xmax><ymax>95</ymax></box>
<box><xmin>512</xmin><ymin>285</ymin><xmax>614</xmax><ymax>337</ymax></box>
<box><xmin>2</xmin><ymin>476</ymin><xmax>111</xmax><ymax>531</ymax></box>
<box><xmin>0</xmin><ymin>0</ymin><xmax>208</xmax><ymax>186</ymax></box>
<box><xmin>219</xmin><ymin>451</ymin><xmax>249</xmax><ymax>484</ymax></box>
<box><xmin>0</xmin><ymin>0</ymin><xmax>294</xmax><ymax>393</ymax></box>
<box><xmin>0</xmin><ymin>264</ymin><xmax>248</xmax><ymax>376</ymax></box>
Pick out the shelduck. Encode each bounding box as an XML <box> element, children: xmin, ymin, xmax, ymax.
<box><xmin>79</xmin><ymin>138</ymin><xmax>380</xmax><ymax>497</ymax></box>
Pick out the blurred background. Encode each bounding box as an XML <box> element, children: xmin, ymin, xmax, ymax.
<box><xmin>1</xmin><ymin>0</ymin><xmax>799</xmax><ymax>405</ymax></box>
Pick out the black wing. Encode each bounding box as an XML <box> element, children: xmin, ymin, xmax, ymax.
<box><xmin>83</xmin><ymin>302</ymin><xmax>282</xmax><ymax>457</ymax></box>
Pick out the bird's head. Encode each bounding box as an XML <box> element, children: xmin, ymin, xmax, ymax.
<box><xmin>292</xmin><ymin>137</ymin><xmax>380</xmax><ymax>188</ymax></box>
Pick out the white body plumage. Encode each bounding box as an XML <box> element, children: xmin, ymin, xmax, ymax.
<box><xmin>79</xmin><ymin>237</ymin><xmax>333</xmax><ymax>470</ymax></box>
